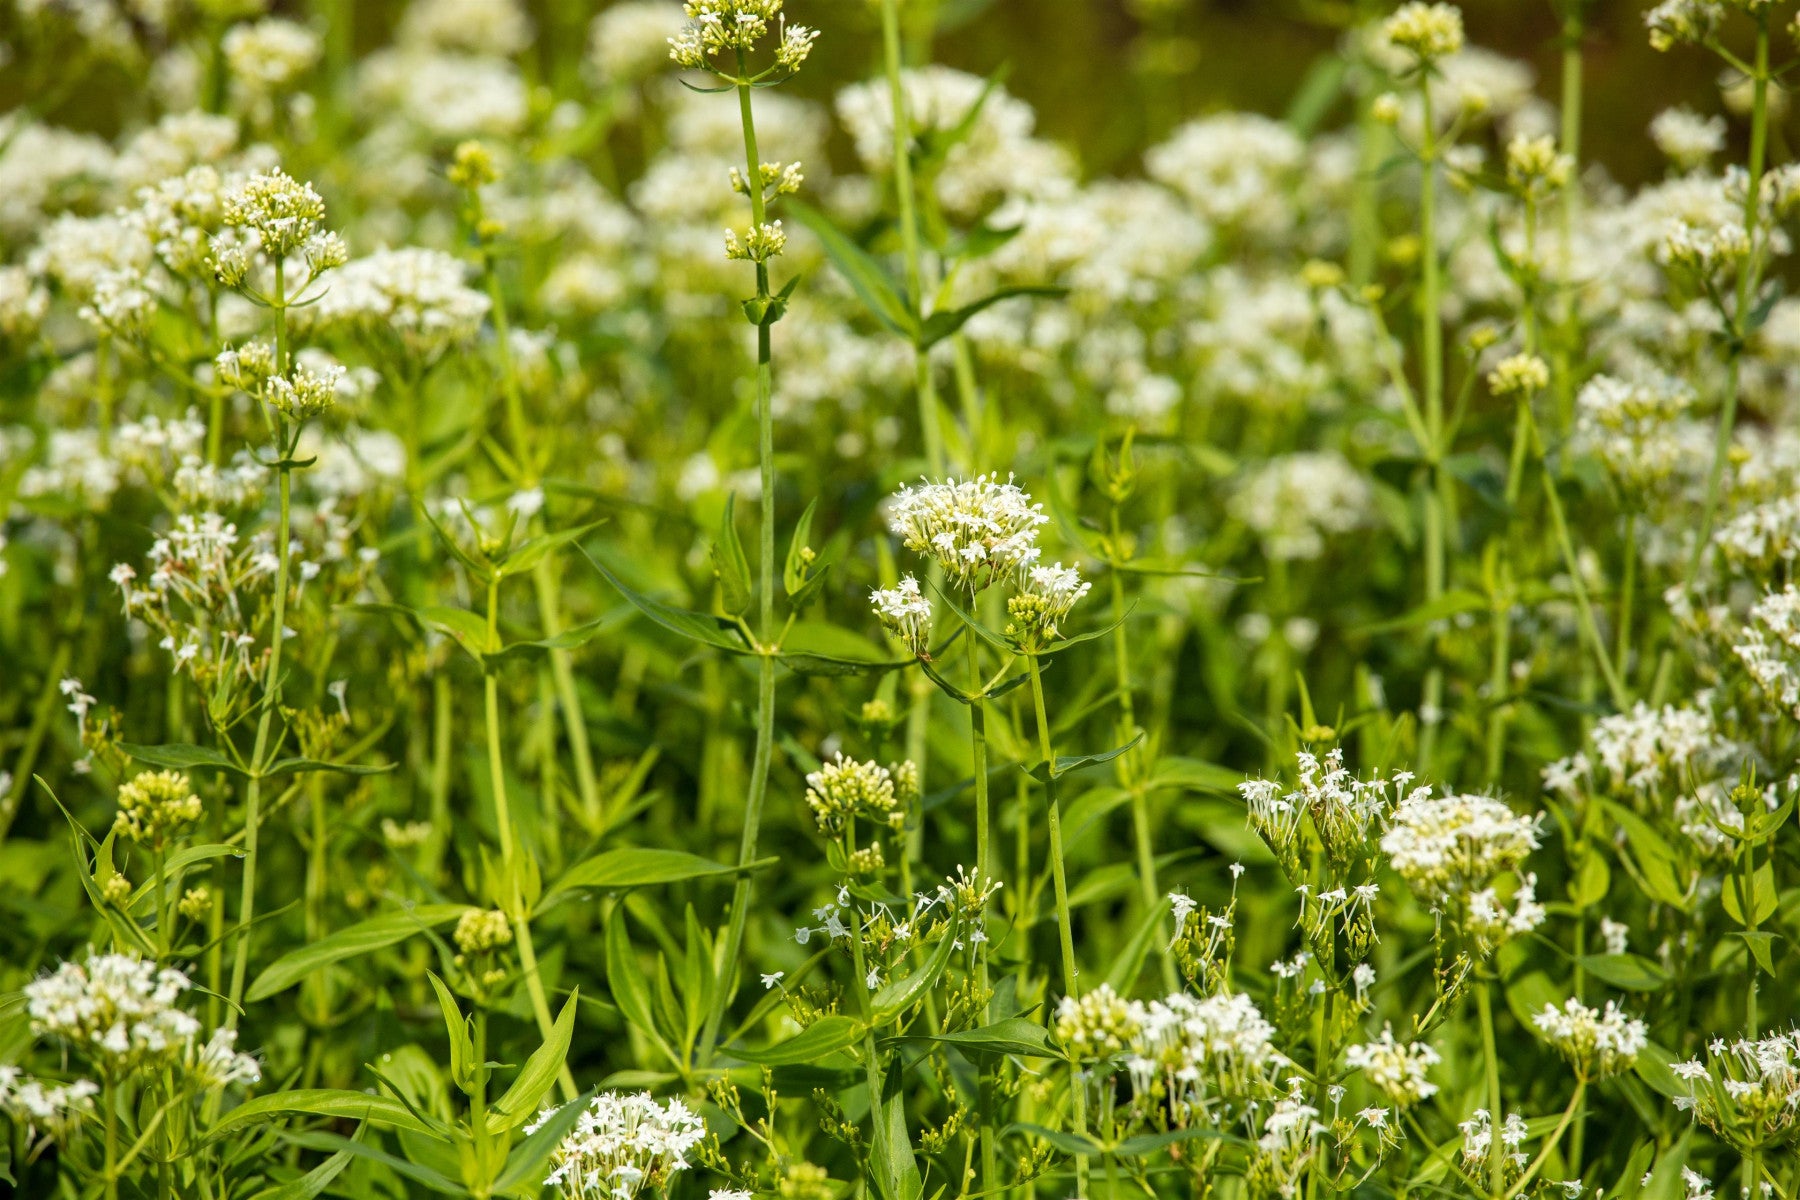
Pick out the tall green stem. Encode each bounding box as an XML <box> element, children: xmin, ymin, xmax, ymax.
<box><xmin>226</xmin><ymin>262</ymin><xmax>292</xmax><ymax>1034</ymax></box>
<box><xmin>701</xmin><ymin>61</ymin><xmax>781</xmax><ymax>1063</ymax></box>
<box><xmin>1029</xmin><ymin>656</ymin><xmax>1087</xmax><ymax>1196</ymax></box>
<box><xmin>485</xmin><ymin>578</ymin><xmax>578</xmax><ymax>1102</ymax></box>
<box><xmin>1476</xmin><ymin>980</ymin><xmax>1504</xmax><ymax>1197</ymax></box>
<box><xmin>1415</xmin><ymin>75</ymin><xmax>1447</xmax><ymax>770</ymax></box>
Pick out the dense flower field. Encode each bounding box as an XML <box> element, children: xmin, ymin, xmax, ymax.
<box><xmin>4</xmin><ymin>0</ymin><xmax>1800</xmax><ymax>1197</ymax></box>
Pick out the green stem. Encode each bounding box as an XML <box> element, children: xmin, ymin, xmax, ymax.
<box><xmin>1415</xmin><ymin>74</ymin><xmax>1448</xmax><ymax>769</ymax></box>
<box><xmin>103</xmin><ymin>1075</ymin><xmax>119</xmax><ymax>1200</ymax></box>
<box><xmin>1476</xmin><ymin>981</ymin><xmax>1504</xmax><ymax>1197</ymax></box>
<box><xmin>1542</xmin><ymin>470</ymin><xmax>1628</xmax><ymax>709</ymax></box>
<box><xmin>485</xmin><ymin>578</ymin><xmax>578</xmax><ymax>1102</ymax></box>
<box><xmin>965</xmin><ymin>629</ymin><xmax>998</xmax><ymax>1192</ymax></box>
<box><xmin>1029</xmin><ymin>655</ymin><xmax>1086</xmax><ymax>1197</ymax></box>
<box><xmin>699</xmin><ymin>61</ymin><xmax>782</xmax><ymax>1065</ymax></box>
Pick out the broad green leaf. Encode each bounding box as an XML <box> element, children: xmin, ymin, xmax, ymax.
<box><xmin>118</xmin><ymin>742</ymin><xmax>245</xmax><ymax>775</ymax></box>
<box><xmin>1150</xmin><ymin>756</ymin><xmax>1241</xmax><ymax>795</ymax></box>
<box><xmin>1576</xmin><ymin>953</ymin><xmax>1666</xmax><ymax>992</ymax></box>
<box><xmin>784</xmin><ymin>497</ymin><xmax>820</xmax><ymax>596</ymax></box>
<box><xmin>1737</xmin><ymin>929</ymin><xmax>1780</xmax><ymax>976</ymax></box>
<box><xmin>580</xmin><ymin>547</ymin><xmax>748</xmax><ymax>653</ymax></box>
<box><xmin>246</xmin><ymin>904</ymin><xmax>472</xmax><ymax>1003</ymax></box>
<box><xmin>876</xmin><ymin>1063</ymin><xmax>923</xmax><ymax>1200</ymax></box>
<box><xmin>489</xmin><ymin>989</ymin><xmax>579</xmax><ymax>1132</ymax></box>
<box><xmin>787</xmin><ymin>201</ymin><xmax>917</xmax><ymax>338</ymax></box>
<box><xmin>546</xmin><ymin>848</ymin><xmax>774</xmax><ymax>899</ymax></box>
<box><xmin>1104</xmin><ymin>897</ymin><xmax>1169</xmax><ymax>994</ymax></box>
<box><xmin>129</xmin><ymin>843</ymin><xmax>242</xmax><ymax>907</ymax></box>
<box><xmin>1633</xmin><ymin>1041</ymin><xmax>1684</xmax><ymax>1101</ymax></box>
<box><xmin>415</xmin><ymin>604</ymin><xmax>492</xmax><ymax>659</ymax></box>
<box><xmin>726</xmin><ymin>1014</ymin><xmax>862</xmax><ymax>1065</ymax></box>
<box><xmin>1722</xmin><ymin>862</ymin><xmax>1777</xmax><ymax>926</ymax></box>
<box><xmin>1033</xmin><ymin>608</ymin><xmax>1131</xmax><ymax>656</ymax></box>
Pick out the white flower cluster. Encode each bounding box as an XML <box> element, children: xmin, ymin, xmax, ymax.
<box><xmin>536</xmin><ymin>1091</ymin><xmax>707</xmax><ymax>1200</ymax></box>
<box><xmin>1239</xmin><ymin>748</ymin><xmax>1422</xmax><ymax>861</ymax></box>
<box><xmin>886</xmin><ymin>474</ymin><xmax>1049</xmax><ymax>594</ymax></box>
<box><xmin>1572</xmin><ymin>372</ymin><xmax>1704</xmax><ymax>496</ymax></box>
<box><xmin>1380</xmin><ymin>791</ymin><xmax>1542</xmax><ymax>905</ymax></box>
<box><xmin>1531</xmin><ymin>999</ymin><xmax>1647</xmax><ymax>1080</ymax></box>
<box><xmin>870</xmin><ymin>575</ymin><xmax>932</xmax><ymax>658</ymax></box>
<box><xmin>1459</xmin><ymin>1108</ymin><xmax>1529</xmax><ymax>1175</ymax></box>
<box><xmin>1671</xmin><ymin>1029</ymin><xmax>1800</xmax><ymax>1147</ymax></box>
<box><xmin>1054</xmin><ymin>983</ymin><xmax>1139</xmax><ymax>1060</ymax></box>
<box><xmin>1145</xmin><ymin>115</ymin><xmax>1304</xmax><ymax>239</ymax></box>
<box><xmin>0</xmin><ymin>1067</ymin><xmax>98</xmax><ymax>1142</ymax></box>
<box><xmin>1542</xmin><ymin>700</ymin><xmax>1729</xmax><ymax>796</ymax></box>
<box><xmin>25</xmin><ymin>951</ymin><xmax>258</xmax><ymax>1085</ymax></box>
<box><xmin>1124</xmin><ymin>990</ymin><xmax>1287</xmax><ymax>1125</ymax></box>
<box><xmin>1344</xmin><ymin>1026</ymin><xmax>1440</xmax><ymax>1106</ymax></box>
<box><xmin>1734</xmin><ymin>586</ymin><xmax>1800</xmax><ymax>719</ymax></box>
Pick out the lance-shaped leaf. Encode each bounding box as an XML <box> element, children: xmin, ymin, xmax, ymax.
<box><xmin>580</xmin><ymin>547</ymin><xmax>748</xmax><ymax>653</ymax></box>
<box><xmin>497</xmin><ymin>521</ymin><xmax>605</xmax><ymax>579</ymax></box>
<box><xmin>118</xmin><ymin>742</ymin><xmax>245</xmax><ymax>775</ymax></box>
<box><xmin>891</xmin><ymin>1017</ymin><xmax>1053</xmax><ymax>1059</ymax></box>
<box><xmin>1023</xmin><ymin>733</ymin><xmax>1143</xmax><ymax>783</ymax></box>
<box><xmin>488</xmin><ymin>989</ymin><xmax>579</xmax><ymax>1132</ymax></box>
<box><xmin>493</xmin><ymin>1092</ymin><xmax>590</xmax><ymax>1193</ymax></box>
<box><xmin>545</xmin><ymin>847</ymin><xmax>774</xmax><ymax>900</ymax></box>
<box><xmin>1035</xmin><ymin>607</ymin><xmax>1133</xmax><ymax>656</ymax></box>
<box><xmin>246</xmin><ymin>904</ymin><xmax>472</xmax><ymax>1002</ymax></box>
<box><xmin>872</xmin><ymin>927</ymin><xmax>959</xmax><ymax>1024</ymax></box>
<box><xmin>248</xmin><ymin>1128</ymin><xmax>363</xmax><ymax>1200</ymax></box>
<box><xmin>786</xmin><ymin>201</ymin><xmax>918</xmax><ymax>339</ymax></box>
<box><xmin>780</xmin><ymin>622</ymin><xmax>914</xmax><ymax>676</ymax></box>
<box><xmin>209</xmin><ymin>1089</ymin><xmax>441</xmax><ymax>1142</ymax></box>
<box><xmin>712</xmin><ymin>494</ymin><xmax>753</xmax><ymax>617</ymax></box>
<box><xmin>725</xmin><ymin>1014</ymin><xmax>862</xmax><ymax>1065</ymax></box>
<box><xmin>263</xmin><ymin>757</ymin><xmax>396</xmax><ymax>779</ymax></box>
<box><xmin>917</xmin><ymin>286</ymin><xmax>1067</xmax><ymax>349</ymax></box>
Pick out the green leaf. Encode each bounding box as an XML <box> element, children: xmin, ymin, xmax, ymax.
<box><xmin>117</xmin><ymin>742</ymin><xmax>245</xmax><ymax>775</ymax></box>
<box><xmin>1024</xmin><ymin>733</ymin><xmax>1143</xmax><ymax>783</ymax></box>
<box><xmin>415</xmin><ymin>604</ymin><xmax>492</xmax><ymax>659</ymax></box>
<box><xmin>499</xmin><ymin>521</ymin><xmax>604</xmax><ymax>578</ymax></box>
<box><xmin>1736</xmin><ymin>930</ymin><xmax>1780</xmax><ymax>976</ymax></box>
<box><xmin>491</xmin><ymin>606</ymin><xmax>634</xmax><ymax>662</ymax></box>
<box><xmin>129</xmin><ymin>843</ymin><xmax>242</xmax><ymax>907</ymax></box>
<box><xmin>1104</xmin><ymin>897</ymin><xmax>1169</xmax><ymax>994</ymax></box>
<box><xmin>580</xmin><ymin>547</ymin><xmax>748</xmax><ymax>653</ymax></box>
<box><xmin>1114</xmin><ymin>1127</ymin><xmax>1236</xmax><ymax>1157</ymax></box>
<box><xmin>427</xmin><ymin>973</ymin><xmax>475</xmax><ymax>1093</ymax></box>
<box><xmin>1576</xmin><ymin>953</ymin><xmax>1666</xmax><ymax>992</ymax></box>
<box><xmin>245</xmin><ymin>904</ymin><xmax>472</xmax><ymax>1003</ymax></box>
<box><xmin>1568</xmin><ymin>854</ymin><xmax>1611</xmax><ymax>908</ymax></box>
<box><xmin>1633</xmin><ymin>1041</ymin><xmax>1685</xmax><ymax>1101</ymax></box>
<box><xmin>875</xmin><ymin>1063</ymin><xmax>923</xmax><ymax>1200</ymax></box>
<box><xmin>209</xmin><ymin>1089</ymin><xmax>439</xmax><ymax>1142</ymax></box>
<box><xmin>712</xmin><ymin>494</ymin><xmax>753</xmax><ymax>616</ymax></box>
<box><xmin>784</xmin><ymin>497</ymin><xmax>820</xmax><ymax>596</ymax></box>
<box><xmin>280</xmin><ymin>1129</ymin><xmax>461</xmax><ymax>1195</ymax></box>
<box><xmin>786</xmin><ymin>201</ymin><xmax>917</xmax><ymax>339</ymax></box>
<box><xmin>917</xmin><ymin>286</ymin><xmax>1067</xmax><ymax>349</ymax></box>
<box><xmin>493</xmin><ymin>1092</ymin><xmax>589</xmax><ymax>1193</ymax></box>
<box><xmin>489</xmin><ymin>989</ymin><xmax>578</xmax><ymax>1132</ymax></box>
<box><xmin>1723</xmin><ymin>863</ymin><xmax>1777</xmax><ymax>926</ymax></box>
<box><xmin>545</xmin><ymin>848</ymin><xmax>773</xmax><ymax>899</ymax></box>
<box><xmin>1149</xmin><ymin>756</ymin><xmax>1241</xmax><ymax>795</ymax></box>
<box><xmin>725</xmin><ymin>1014</ymin><xmax>862</xmax><ymax>1065</ymax></box>
<box><xmin>263</xmin><ymin>757</ymin><xmax>396</xmax><ymax>779</ymax></box>
<box><xmin>872</xmin><ymin>930</ymin><xmax>959</xmax><ymax>1024</ymax></box>
<box><xmin>1034</xmin><ymin>608</ymin><xmax>1131</xmax><ymax>656</ymax></box>
<box><xmin>779</xmin><ymin>622</ymin><xmax>914</xmax><ymax>676</ymax></box>
<box><xmin>1010</xmin><ymin>1122</ymin><xmax>1103</xmax><ymax>1157</ymax></box>
<box><xmin>607</xmin><ymin>914</ymin><xmax>676</xmax><ymax>1064</ymax></box>
<box><xmin>249</xmin><ymin>1129</ymin><xmax>363</xmax><ymax>1200</ymax></box>
<box><xmin>897</xmin><ymin>1017</ymin><xmax>1053</xmax><ymax>1059</ymax></box>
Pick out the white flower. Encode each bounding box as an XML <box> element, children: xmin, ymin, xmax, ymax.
<box><xmin>543</xmin><ymin>1091</ymin><xmax>706</xmax><ymax>1199</ymax></box>
<box><xmin>871</xmin><ymin>575</ymin><xmax>932</xmax><ymax>657</ymax></box>
<box><xmin>886</xmin><ymin>474</ymin><xmax>1048</xmax><ymax>593</ymax></box>
<box><xmin>1531</xmin><ymin>999</ymin><xmax>1648</xmax><ymax>1079</ymax></box>
<box><xmin>1345</xmin><ymin>1025</ymin><xmax>1440</xmax><ymax>1106</ymax></box>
